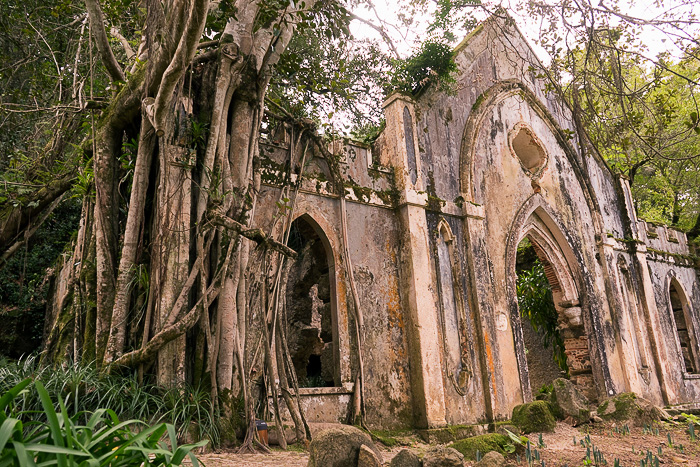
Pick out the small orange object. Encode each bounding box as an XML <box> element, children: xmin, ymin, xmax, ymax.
<box><xmin>255</xmin><ymin>419</ymin><xmax>269</xmax><ymax>446</ymax></box>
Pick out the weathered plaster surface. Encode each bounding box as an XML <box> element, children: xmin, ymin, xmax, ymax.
<box><xmin>250</xmin><ymin>14</ymin><xmax>700</xmax><ymax>429</ymax></box>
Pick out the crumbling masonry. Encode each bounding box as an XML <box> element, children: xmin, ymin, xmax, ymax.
<box><xmin>253</xmin><ymin>16</ymin><xmax>700</xmax><ymax>429</ymax></box>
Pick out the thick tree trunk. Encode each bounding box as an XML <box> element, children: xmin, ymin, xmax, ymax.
<box><xmin>105</xmin><ymin>116</ymin><xmax>156</xmax><ymax>363</ymax></box>
<box><xmin>93</xmin><ymin>125</ymin><xmax>122</xmax><ymax>364</ymax></box>
<box><xmin>154</xmin><ymin>141</ymin><xmax>193</xmax><ymax>386</ymax></box>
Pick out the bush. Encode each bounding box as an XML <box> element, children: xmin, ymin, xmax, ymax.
<box><xmin>0</xmin><ymin>378</ymin><xmax>207</xmax><ymax>466</ymax></box>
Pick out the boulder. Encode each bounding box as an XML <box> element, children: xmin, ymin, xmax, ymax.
<box><xmin>550</xmin><ymin>378</ymin><xmax>590</xmax><ymax>424</ymax></box>
<box><xmin>307</xmin><ymin>425</ymin><xmax>383</xmax><ymax>467</ymax></box>
<box><xmin>358</xmin><ymin>444</ymin><xmax>382</xmax><ymax>467</ymax></box>
<box><xmin>390</xmin><ymin>449</ymin><xmax>421</xmax><ymax>467</ymax></box>
<box><xmin>422</xmin><ymin>446</ymin><xmax>464</xmax><ymax>467</ymax></box>
<box><xmin>511</xmin><ymin>401</ymin><xmax>556</xmax><ymax>433</ymax></box>
<box><xmin>596</xmin><ymin>393</ymin><xmax>670</xmax><ymax>426</ymax></box>
<box><xmin>476</xmin><ymin>451</ymin><xmax>506</xmax><ymax>467</ymax></box>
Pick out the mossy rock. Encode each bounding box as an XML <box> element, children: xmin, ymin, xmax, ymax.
<box><xmin>597</xmin><ymin>393</ymin><xmax>669</xmax><ymax>426</ymax></box>
<box><xmin>550</xmin><ymin>378</ymin><xmax>590</xmax><ymax>424</ymax></box>
<box><xmin>511</xmin><ymin>401</ymin><xmax>556</xmax><ymax>433</ymax></box>
<box><xmin>449</xmin><ymin>433</ymin><xmax>511</xmax><ymax>460</ymax></box>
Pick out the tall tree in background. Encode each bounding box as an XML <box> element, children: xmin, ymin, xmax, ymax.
<box><xmin>0</xmin><ymin>0</ymin><xmax>366</xmax><ymax>449</ymax></box>
<box><xmin>525</xmin><ymin>0</ymin><xmax>700</xmax><ymax>234</ymax></box>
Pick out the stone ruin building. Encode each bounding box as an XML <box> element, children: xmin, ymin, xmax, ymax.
<box><xmin>253</xmin><ymin>15</ymin><xmax>700</xmax><ymax>430</ymax></box>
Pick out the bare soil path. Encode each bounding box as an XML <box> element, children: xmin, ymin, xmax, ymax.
<box><xmin>194</xmin><ymin>421</ymin><xmax>700</xmax><ymax>467</ymax></box>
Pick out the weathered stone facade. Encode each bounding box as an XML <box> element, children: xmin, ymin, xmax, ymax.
<box><xmin>253</xmin><ymin>16</ymin><xmax>700</xmax><ymax>429</ymax></box>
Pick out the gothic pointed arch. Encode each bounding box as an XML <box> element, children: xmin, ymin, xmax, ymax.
<box><xmin>667</xmin><ymin>275</ymin><xmax>699</xmax><ymax>374</ymax></box>
<box><xmin>434</xmin><ymin>218</ymin><xmax>472</xmax><ymax>395</ymax></box>
<box><xmin>285</xmin><ymin>213</ymin><xmax>342</xmax><ymax>387</ymax></box>
<box><xmin>458</xmin><ymin>79</ymin><xmax>604</xmax><ymax>234</ymax></box>
<box><xmin>505</xmin><ymin>194</ymin><xmax>610</xmax><ymax>401</ymax></box>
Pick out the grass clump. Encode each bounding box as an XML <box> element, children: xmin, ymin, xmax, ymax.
<box><xmin>0</xmin><ymin>355</ymin><xmax>221</xmax><ymax>447</ymax></box>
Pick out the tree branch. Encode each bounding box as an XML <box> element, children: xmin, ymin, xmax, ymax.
<box><xmin>209</xmin><ymin>206</ymin><xmax>298</xmax><ymax>258</ymax></box>
<box><xmin>84</xmin><ymin>0</ymin><xmax>125</xmax><ymax>83</ymax></box>
<box><xmin>153</xmin><ymin>0</ymin><xmax>210</xmax><ymax>135</ymax></box>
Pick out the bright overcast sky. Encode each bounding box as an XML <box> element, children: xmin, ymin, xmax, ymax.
<box><xmin>349</xmin><ymin>0</ymin><xmax>700</xmax><ymax>63</ymax></box>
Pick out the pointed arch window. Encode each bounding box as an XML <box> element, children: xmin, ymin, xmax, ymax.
<box><xmin>616</xmin><ymin>257</ymin><xmax>650</xmax><ymax>380</ymax></box>
<box><xmin>669</xmin><ymin>279</ymin><xmax>699</xmax><ymax>374</ymax></box>
<box><xmin>436</xmin><ymin>219</ymin><xmax>471</xmax><ymax>393</ymax></box>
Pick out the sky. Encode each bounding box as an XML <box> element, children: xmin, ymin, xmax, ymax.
<box><xmin>348</xmin><ymin>0</ymin><xmax>700</xmax><ymax>63</ymax></box>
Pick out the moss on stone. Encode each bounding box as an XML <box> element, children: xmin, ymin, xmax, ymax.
<box><xmin>371</xmin><ymin>428</ymin><xmax>412</xmax><ymax>447</ymax></box>
<box><xmin>597</xmin><ymin>393</ymin><xmax>637</xmax><ymax>421</ymax></box>
<box><xmin>511</xmin><ymin>401</ymin><xmax>556</xmax><ymax>433</ymax></box>
<box><xmin>449</xmin><ymin>433</ymin><xmax>510</xmax><ymax>460</ymax></box>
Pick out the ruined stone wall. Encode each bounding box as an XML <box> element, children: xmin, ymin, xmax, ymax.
<box><xmin>249</xmin><ymin>13</ymin><xmax>700</xmax><ymax>431</ymax></box>
<box><xmin>253</xmin><ymin>139</ymin><xmax>414</xmax><ymax>429</ymax></box>
<box><xmin>399</xmin><ymin>16</ymin><xmax>629</xmax><ymax>420</ymax></box>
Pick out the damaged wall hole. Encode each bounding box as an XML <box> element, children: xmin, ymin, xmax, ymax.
<box><xmin>285</xmin><ymin>215</ymin><xmax>340</xmax><ymax>387</ymax></box>
<box><xmin>510</xmin><ymin>123</ymin><xmax>547</xmax><ymax>176</ymax></box>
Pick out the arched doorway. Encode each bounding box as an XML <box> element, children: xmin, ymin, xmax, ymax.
<box><xmin>284</xmin><ymin>215</ymin><xmax>340</xmax><ymax>387</ymax></box>
<box><xmin>510</xmin><ymin>207</ymin><xmax>597</xmax><ymax>401</ymax></box>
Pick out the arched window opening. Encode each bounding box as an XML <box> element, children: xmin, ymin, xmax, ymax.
<box><xmin>515</xmin><ymin>237</ymin><xmax>566</xmax><ymax>393</ymax></box>
<box><xmin>669</xmin><ymin>280</ymin><xmax>698</xmax><ymax>374</ymax></box>
<box><xmin>510</xmin><ymin>125</ymin><xmax>547</xmax><ymax>175</ymax></box>
<box><xmin>285</xmin><ymin>216</ymin><xmax>338</xmax><ymax>387</ymax></box>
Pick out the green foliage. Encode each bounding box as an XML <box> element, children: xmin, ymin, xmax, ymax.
<box><xmin>426</xmin><ymin>0</ymin><xmax>483</xmax><ymax>43</ymax></box>
<box><xmin>0</xmin><ymin>357</ymin><xmax>221</xmax><ymax>448</ymax></box>
<box><xmin>350</xmin><ymin>119</ymin><xmax>386</xmax><ymax>145</ymax></box>
<box><xmin>516</xmin><ymin>251</ymin><xmax>568</xmax><ymax>374</ymax></box>
<box><xmin>535</xmin><ymin>383</ymin><xmax>553</xmax><ymax>401</ymax></box>
<box><xmin>271</xmin><ymin>13</ymin><xmax>386</xmax><ymax>131</ymax></box>
<box><xmin>0</xmin><ymin>378</ymin><xmax>206</xmax><ymax>466</ymax></box>
<box><xmin>557</xmin><ymin>31</ymin><xmax>700</xmax><ymax>231</ymax></box>
<box><xmin>385</xmin><ymin>39</ymin><xmax>457</xmax><ymax>95</ymax></box>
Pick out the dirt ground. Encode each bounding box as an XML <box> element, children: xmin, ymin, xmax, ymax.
<box><xmin>194</xmin><ymin>421</ymin><xmax>700</xmax><ymax>467</ymax></box>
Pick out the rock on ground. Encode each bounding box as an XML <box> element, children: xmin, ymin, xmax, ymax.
<box><xmin>511</xmin><ymin>401</ymin><xmax>556</xmax><ymax>433</ymax></box>
<box><xmin>422</xmin><ymin>446</ymin><xmax>464</xmax><ymax>467</ymax></box>
<box><xmin>476</xmin><ymin>451</ymin><xmax>506</xmax><ymax>467</ymax></box>
<box><xmin>306</xmin><ymin>425</ymin><xmax>383</xmax><ymax>467</ymax></box>
<box><xmin>550</xmin><ymin>378</ymin><xmax>590</xmax><ymax>424</ymax></box>
<box><xmin>390</xmin><ymin>449</ymin><xmax>421</xmax><ymax>467</ymax></box>
<box><xmin>449</xmin><ymin>433</ymin><xmax>510</xmax><ymax>460</ymax></box>
<box><xmin>596</xmin><ymin>393</ymin><xmax>670</xmax><ymax>426</ymax></box>
<box><xmin>358</xmin><ymin>444</ymin><xmax>382</xmax><ymax>467</ymax></box>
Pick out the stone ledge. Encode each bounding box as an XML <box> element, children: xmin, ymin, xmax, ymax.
<box><xmin>298</xmin><ymin>385</ymin><xmax>354</xmax><ymax>396</ymax></box>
